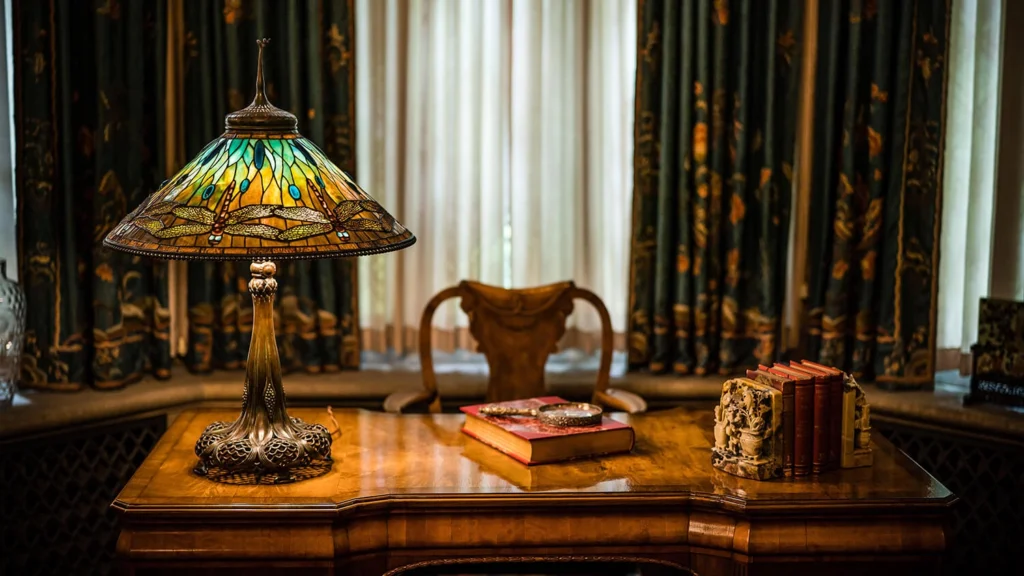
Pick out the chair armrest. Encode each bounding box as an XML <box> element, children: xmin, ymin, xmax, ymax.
<box><xmin>592</xmin><ymin>388</ymin><xmax>647</xmax><ymax>414</ymax></box>
<box><xmin>383</xmin><ymin>390</ymin><xmax>441</xmax><ymax>414</ymax></box>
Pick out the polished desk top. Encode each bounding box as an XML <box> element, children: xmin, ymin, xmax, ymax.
<box><xmin>113</xmin><ymin>407</ymin><xmax>953</xmax><ymax>520</ymax></box>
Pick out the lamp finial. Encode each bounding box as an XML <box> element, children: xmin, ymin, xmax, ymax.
<box><xmin>223</xmin><ymin>37</ymin><xmax>297</xmax><ymax>132</ymax></box>
<box><xmin>254</xmin><ymin>38</ymin><xmax>270</xmax><ymax>106</ymax></box>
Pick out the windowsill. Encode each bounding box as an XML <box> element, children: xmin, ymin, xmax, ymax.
<box><xmin>2</xmin><ymin>366</ymin><xmax>1022</xmax><ymax>443</ymax></box>
<box><xmin>862</xmin><ymin>371</ymin><xmax>1024</xmax><ymax>442</ymax></box>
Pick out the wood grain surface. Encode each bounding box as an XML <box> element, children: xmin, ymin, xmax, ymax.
<box><xmin>113</xmin><ymin>407</ymin><xmax>955</xmax><ymax>575</ymax></box>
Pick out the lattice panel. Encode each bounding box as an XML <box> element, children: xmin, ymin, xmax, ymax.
<box><xmin>877</xmin><ymin>421</ymin><xmax>1024</xmax><ymax>576</ymax></box>
<box><xmin>0</xmin><ymin>416</ymin><xmax>166</xmax><ymax>576</ymax></box>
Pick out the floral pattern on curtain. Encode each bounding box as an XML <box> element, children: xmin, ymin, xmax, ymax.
<box><xmin>14</xmin><ymin>0</ymin><xmax>171</xmax><ymax>390</ymax></box>
<box><xmin>805</xmin><ymin>0</ymin><xmax>949</xmax><ymax>387</ymax></box>
<box><xmin>628</xmin><ymin>0</ymin><xmax>801</xmax><ymax>375</ymax></box>
<box><xmin>182</xmin><ymin>0</ymin><xmax>360</xmax><ymax>374</ymax></box>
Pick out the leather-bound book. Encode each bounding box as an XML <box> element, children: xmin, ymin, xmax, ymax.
<box><xmin>780</xmin><ymin>362</ymin><xmax>829</xmax><ymax>474</ymax></box>
<box><xmin>748</xmin><ymin>367</ymin><xmax>795</xmax><ymax>477</ymax></box>
<box><xmin>799</xmin><ymin>361</ymin><xmax>844</xmax><ymax>471</ymax></box>
<box><xmin>767</xmin><ymin>364</ymin><xmax>814</xmax><ymax>476</ymax></box>
<box><xmin>460</xmin><ymin>397</ymin><xmax>635</xmax><ymax>465</ymax></box>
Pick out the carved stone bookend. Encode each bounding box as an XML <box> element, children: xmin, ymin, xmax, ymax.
<box><xmin>711</xmin><ymin>377</ymin><xmax>784</xmax><ymax>481</ymax></box>
<box><xmin>841</xmin><ymin>374</ymin><xmax>873</xmax><ymax>468</ymax></box>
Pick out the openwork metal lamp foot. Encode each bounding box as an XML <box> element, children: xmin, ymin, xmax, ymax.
<box><xmin>103</xmin><ymin>39</ymin><xmax>414</xmax><ymax>484</ymax></box>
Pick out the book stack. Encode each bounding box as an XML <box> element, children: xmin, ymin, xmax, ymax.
<box><xmin>713</xmin><ymin>361</ymin><xmax>873</xmax><ymax>481</ymax></box>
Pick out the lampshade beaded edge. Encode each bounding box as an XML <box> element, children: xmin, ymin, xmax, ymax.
<box><xmin>102</xmin><ymin>233</ymin><xmax>416</xmax><ymax>261</ymax></box>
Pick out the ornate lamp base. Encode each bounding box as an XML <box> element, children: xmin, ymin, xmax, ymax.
<box><xmin>192</xmin><ymin>261</ymin><xmax>333</xmax><ymax>484</ymax></box>
<box><xmin>193</xmin><ymin>416</ymin><xmax>333</xmax><ymax>484</ymax></box>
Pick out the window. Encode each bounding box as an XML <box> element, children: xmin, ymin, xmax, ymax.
<box><xmin>937</xmin><ymin>0</ymin><xmax>1024</xmax><ymax>374</ymax></box>
<box><xmin>354</xmin><ymin>0</ymin><xmax>637</xmax><ymax>371</ymax></box>
<box><xmin>0</xmin><ymin>0</ymin><xmax>16</xmax><ymax>278</ymax></box>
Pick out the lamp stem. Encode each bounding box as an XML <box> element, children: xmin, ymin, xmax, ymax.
<box><xmin>244</xmin><ymin>260</ymin><xmax>287</xmax><ymax>425</ymax></box>
<box><xmin>192</xmin><ymin>260</ymin><xmax>332</xmax><ymax>483</ymax></box>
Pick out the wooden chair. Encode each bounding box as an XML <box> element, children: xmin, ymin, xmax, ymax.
<box><xmin>383</xmin><ymin>280</ymin><xmax>647</xmax><ymax>414</ymax></box>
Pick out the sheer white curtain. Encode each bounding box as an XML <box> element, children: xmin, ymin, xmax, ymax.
<box><xmin>355</xmin><ymin>0</ymin><xmax>635</xmax><ymax>361</ymax></box>
<box><xmin>938</xmin><ymin>0</ymin><xmax>1024</xmax><ymax>372</ymax></box>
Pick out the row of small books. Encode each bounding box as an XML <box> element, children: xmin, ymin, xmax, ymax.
<box><xmin>745</xmin><ymin>361</ymin><xmax>872</xmax><ymax>478</ymax></box>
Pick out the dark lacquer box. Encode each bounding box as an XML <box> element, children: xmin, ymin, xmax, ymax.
<box><xmin>966</xmin><ymin>298</ymin><xmax>1024</xmax><ymax>407</ymax></box>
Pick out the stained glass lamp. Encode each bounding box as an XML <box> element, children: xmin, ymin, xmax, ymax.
<box><xmin>104</xmin><ymin>39</ymin><xmax>414</xmax><ymax>483</ymax></box>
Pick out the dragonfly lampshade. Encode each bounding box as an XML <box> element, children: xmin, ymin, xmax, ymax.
<box><xmin>104</xmin><ymin>39</ymin><xmax>414</xmax><ymax>483</ymax></box>
<box><xmin>105</xmin><ymin>60</ymin><xmax>413</xmax><ymax>259</ymax></box>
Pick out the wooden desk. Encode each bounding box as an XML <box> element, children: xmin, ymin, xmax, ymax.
<box><xmin>113</xmin><ymin>408</ymin><xmax>955</xmax><ymax>575</ymax></box>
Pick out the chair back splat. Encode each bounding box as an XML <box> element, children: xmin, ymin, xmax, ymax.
<box><xmin>383</xmin><ymin>280</ymin><xmax>647</xmax><ymax>415</ymax></box>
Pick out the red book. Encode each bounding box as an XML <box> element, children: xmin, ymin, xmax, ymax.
<box><xmin>799</xmin><ymin>361</ymin><xmax>844</xmax><ymax>471</ymax></box>
<box><xmin>748</xmin><ymin>367</ymin><xmax>795</xmax><ymax>477</ymax></box>
<box><xmin>460</xmin><ymin>397</ymin><xmax>635</xmax><ymax>465</ymax></box>
<box><xmin>767</xmin><ymin>364</ymin><xmax>814</xmax><ymax>476</ymax></box>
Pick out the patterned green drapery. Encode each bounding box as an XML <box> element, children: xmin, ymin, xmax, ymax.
<box><xmin>805</xmin><ymin>0</ymin><xmax>949</xmax><ymax>386</ymax></box>
<box><xmin>181</xmin><ymin>0</ymin><xmax>360</xmax><ymax>374</ymax></box>
<box><xmin>628</xmin><ymin>0</ymin><xmax>802</xmax><ymax>375</ymax></box>
<box><xmin>15</xmin><ymin>0</ymin><xmax>171</xmax><ymax>390</ymax></box>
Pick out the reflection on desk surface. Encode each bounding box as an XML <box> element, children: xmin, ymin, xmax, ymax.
<box><xmin>115</xmin><ymin>406</ymin><xmax>953</xmax><ymax>511</ymax></box>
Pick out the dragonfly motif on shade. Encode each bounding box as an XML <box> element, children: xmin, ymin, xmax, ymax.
<box><xmin>154</xmin><ymin>134</ymin><xmax>388</xmax><ymax>239</ymax></box>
